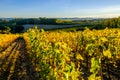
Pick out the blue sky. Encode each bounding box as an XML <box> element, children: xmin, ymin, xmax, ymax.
<box><xmin>0</xmin><ymin>0</ymin><xmax>120</xmax><ymax>18</ymax></box>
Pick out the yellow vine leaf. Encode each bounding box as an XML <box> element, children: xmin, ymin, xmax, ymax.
<box><xmin>103</xmin><ymin>50</ymin><xmax>111</xmax><ymax>58</ymax></box>
<box><xmin>76</xmin><ymin>53</ymin><xmax>84</xmax><ymax>60</ymax></box>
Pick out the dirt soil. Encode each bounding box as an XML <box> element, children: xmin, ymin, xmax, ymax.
<box><xmin>0</xmin><ymin>38</ymin><xmax>38</xmax><ymax>80</ymax></box>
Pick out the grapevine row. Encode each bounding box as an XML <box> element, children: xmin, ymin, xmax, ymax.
<box><xmin>24</xmin><ymin>27</ymin><xmax>120</xmax><ymax>80</ymax></box>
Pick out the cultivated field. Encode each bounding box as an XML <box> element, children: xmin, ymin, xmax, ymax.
<box><xmin>0</xmin><ymin>27</ymin><xmax>120</xmax><ymax>80</ymax></box>
<box><xmin>23</xmin><ymin>24</ymin><xmax>79</xmax><ymax>31</ymax></box>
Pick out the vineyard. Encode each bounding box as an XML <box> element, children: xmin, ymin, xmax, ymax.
<box><xmin>0</xmin><ymin>34</ymin><xmax>19</xmax><ymax>52</ymax></box>
<box><xmin>1</xmin><ymin>27</ymin><xmax>120</xmax><ymax>80</ymax></box>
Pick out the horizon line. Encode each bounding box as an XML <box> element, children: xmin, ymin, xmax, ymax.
<box><xmin>0</xmin><ymin>16</ymin><xmax>120</xmax><ymax>19</ymax></box>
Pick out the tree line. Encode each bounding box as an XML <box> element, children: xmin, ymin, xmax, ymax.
<box><xmin>0</xmin><ymin>17</ymin><xmax>120</xmax><ymax>33</ymax></box>
<box><xmin>0</xmin><ymin>18</ymin><xmax>73</xmax><ymax>33</ymax></box>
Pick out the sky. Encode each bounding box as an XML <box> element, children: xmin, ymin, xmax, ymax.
<box><xmin>0</xmin><ymin>0</ymin><xmax>120</xmax><ymax>18</ymax></box>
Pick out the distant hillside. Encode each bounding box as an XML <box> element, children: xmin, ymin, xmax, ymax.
<box><xmin>58</xmin><ymin>18</ymin><xmax>107</xmax><ymax>21</ymax></box>
<box><xmin>0</xmin><ymin>17</ymin><xmax>108</xmax><ymax>21</ymax></box>
<box><xmin>0</xmin><ymin>18</ymin><xmax>13</xmax><ymax>20</ymax></box>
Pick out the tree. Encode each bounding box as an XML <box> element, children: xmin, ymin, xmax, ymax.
<box><xmin>14</xmin><ymin>25</ymin><xmax>24</xmax><ymax>33</ymax></box>
<box><xmin>0</xmin><ymin>26</ymin><xmax>11</xmax><ymax>34</ymax></box>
